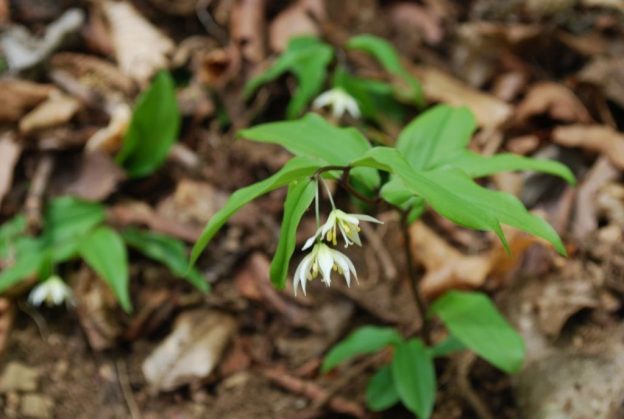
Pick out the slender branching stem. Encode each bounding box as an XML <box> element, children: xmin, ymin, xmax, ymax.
<box><xmin>401</xmin><ymin>211</ymin><xmax>431</xmax><ymax>344</ymax></box>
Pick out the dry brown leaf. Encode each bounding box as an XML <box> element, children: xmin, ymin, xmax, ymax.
<box><xmin>19</xmin><ymin>92</ymin><xmax>80</xmax><ymax>134</ymax></box>
<box><xmin>0</xmin><ymin>133</ymin><xmax>21</xmax><ymax>210</ymax></box>
<box><xmin>230</xmin><ymin>0</ymin><xmax>266</xmax><ymax>63</ymax></box>
<box><xmin>0</xmin><ymin>298</ymin><xmax>14</xmax><ymax>357</ymax></box>
<box><xmin>142</xmin><ymin>309</ymin><xmax>236</xmax><ymax>391</ymax></box>
<box><xmin>85</xmin><ymin>102</ymin><xmax>131</xmax><ymax>153</ymax></box>
<box><xmin>388</xmin><ymin>3</ymin><xmax>444</xmax><ymax>46</ymax></box>
<box><xmin>0</xmin><ymin>0</ymin><xmax>8</xmax><ymax>25</ymax></box>
<box><xmin>515</xmin><ymin>82</ymin><xmax>592</xmax><ymax>124</ymax></box>
<box><xmin>102</xmin><ymin>0</ymin><xmax>175</xmax><ymax>85</ymax></box>
<box><xmin>269</xmin><ymin>0</ymin><xmax>325</xmax><ymax>52</ymax></box>
<box><xmin>412</xmin><ymin>66</ymin><xmax>513</xmax><ymax>129</ymax></box>
<box><xmin>552</xmin><ymin>124</ymin><xmax>624</xmax><ymax>169</ymax></box>
<box><xmin>579</xmin><ymin>56</ymin><xmax>624</xmax><ymax>110</ymax></box>
<box><xmin>0</xmin><ymin>79</ymin><xmax>55</xmax><ymax>123</ymax></box>
<box><xmin>506</xmin><ymin>134</ymin><xmax>540</xmax><ymax>155</ymax></box>
<box><xmin>156</xmin><ymin>179</ymin><xmax>228</xmax><ymax>226</ymax></box>
<box><xmin>64</xmin><ymin>152</ymin><xmax>125</xmax><ymax>201</ymax></box>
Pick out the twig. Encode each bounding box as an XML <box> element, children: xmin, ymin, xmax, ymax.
<box><xmin>17</xmin><ymin>301</ymin><xmax>48</xmax><ymax>341</ymax></box>
<box><xmin>456</xmin><ymin>352</ymin><xmax>495</xmax><ymax>419</ymax></box>
<box><xmin>360</xmin><ymin>223</ymin><xmax>397</xmax><ymax>281</ymax></box>
<box><xmin>196</xmin><ymin>0</ymin><xmax>228</xmax><ymax>46</ymax></box>
<box><xmin>401</xmin><ymin>212</ymin><xmax>431</xmax><ymax>344</ymax></box>
<box><xmin>116</xmin><ymin>359</ymin><xmax>142</xmax><ymax>419</ymax></box>
<box><xmin>262</xmin><ymin>367</ymin><xmax>366</xmax><ymax>418</ymax></box>
<box><xmin>25</xmin><ymin>154</ymin><xmax>54</xmax><ymax>231</ymax></box>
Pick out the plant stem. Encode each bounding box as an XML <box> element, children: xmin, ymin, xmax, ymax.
<box><xmin>401</xmin><ymin>212</ymin><xmax>431</xmax><ymax>344</ymax></box>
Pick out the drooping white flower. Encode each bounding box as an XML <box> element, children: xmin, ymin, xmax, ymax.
<box><xmin>304</xmin><ymin>209</ymin><xmax>383</xmax><ymax>249</ymax></box>
<box><xmin>28</xmin><ymin>275</ymin><xmax>74</xmax><ymax>307</ymax></box>
<box><xmin>293</xmin><ymin>243</ymin><xmax>357</xmax><ymax>296</ymax></box>
<box><xmin>313</xmin><ymin>87</ymin><xmax>361</xmax><ymax>119</ymax></box>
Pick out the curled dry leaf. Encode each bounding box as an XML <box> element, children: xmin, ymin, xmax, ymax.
<box><xmin>413</xmin><ymin>66</ymin><xmax>512</xmax><ymax>129</ymax></box>
<box><xmin>0</xmin><ymin>133</ymin><xmax>21</xmax><ymax>209</ymax></box>
<box><xmin>64</xmin><ymin>152</ymin><xmax>126</xmax><ymax>201</ymax></box>
<box><xmin>142</xmin><ymin>309</ymin><xmax>237</xmax><ymax>391</ymax></box>
<box><xmin>231</xmin><ymin>0</ymin><xmax>266</xmax><ymax>63</ymax></box>
<box><xmin>85</xmin><ymin>102</ymin><xmax>131</xmax><ymax>154</ymax></box>
<box><xmin>552</xmin><ymin>125</ymin><xmax>624</xmax><ymax>169</ymax></box>
<box><xmin>410</xmin><ymin>221</ymin><xmax>539</xmax><ymax>298</ymax></box>
<box><xmin>269</xmin><ymin>0</ymin><xmax>325</xmax><ymax>52</ymax></box>
<box><xmin>19</xmin><ymin>92</ymin><xmax>80</xmax><ymax>134</ymax></box>
<box><xmin>0</xmin><ymin>8</ymin><xmax>85</xmax><ymax>72</ymax></box>
<box><xmin>515</xmin><ymin>82</ymin><xmax>592</xmax><ymax>124</ymax></box>
<box><xmin>579</xmin><ymin>56</ymin><xmax>624</xmax><ymax>110</ymax></box>
<box><xmin>102</xmin><ymin>0</ymin><xmax>175</xmax><ymax>85</ymax></box>
<box><xmin>0</xmin><ymin>79</ymin><xmax>55</xmax><ymax>123</ymax></box>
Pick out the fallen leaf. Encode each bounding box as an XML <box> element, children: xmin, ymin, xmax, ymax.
<box><xmin>0</xmin><ymin>8</ymin><xmax>85</xmax><ymax>71</ymax></box>
<box><xmin>597</xmin><ymin>183</ymin><xmax>624</xmax><ymax>227</ymax></box>
<box><xmin>552</xmin><ymin>125</ymin><xmax>624</xmax><ymax>169</ymax></box>
<box><xmin>269</xmin><ymin>0</ymin><xmax>325</xmax><ymax>52</ymax></box>
<box><xmin>388</xmin><ymin>3</ymin><xmax>444</xmax><ymax>46</ymax></box>
<box><xmin>19</xmin><ymin>92</ymin><xmax>80</xmax><ymax>134</ymax></box>
<box><xmin>64</xmin><ymin>152</ymin><xmax>126</xmax><ymax>201</ymax></box>
<box><xmin>85</xmin><ymin>102</ymin><xmax>131</xmax><ymax>154</ymax></box>
<box><xmin>0</xmin><ymin>79</ymin><xmax>55</xmax><ymax>123</ymax></box>
<box><xmin>506</xmin><ymin>134</ymin><xmax>540</xmax><ymax>155</ymax></box>
<box><xmin>230</xmin><ymin>0</ymin><xmax>266</xmax><ymax>63</ymax></box>
<box><xmin>0</xmin><ymin>362</ymin><xmax>38</xmax><ymax>393</ymax></box>
<box><xmin>0</xmin><ymin>133</ymin><xmax>21</xmax><ymax>209</ymax></box>
<box><xmin>413</xmin><ymin>66</ymin><xmax>513</xmax><ymax>129</ymax></box>
<box><xmin>142</xmin><ymin>309</ymin><xmax>236</xmax><ymax>391</ymax></box>
<box><xmin>579</xmin><ymin>56</ymin><xmax>624</xmax><ymax>110</ymax></box>
<box><xmin>156</xmin><ymin>179</ymin><xmax>228</xmax><ymax>226</ymax></box>
<box><xmin>515</xmin><ymin>82</ymin><xmax>592</xmax><ymax>124</ymax></box>
<box><xmin>102</xmin><ymin>0</ymin><xmax>175</xmax><ymax>85</ymax></box>
<box><xmin>0</xmin><ymin>298</ymin><xmax>15</xmax><ymax>357</ymax></box>
<box><xmin>0</xmin><ymin>0</ymin><xmax>8</xmax><ymax>25</ymax></box>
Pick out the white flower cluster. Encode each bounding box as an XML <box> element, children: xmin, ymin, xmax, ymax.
<box><xmin>28</xmin><ymin>275</ymin><xmax>74</xmax><ymax>307</ymax></box>
<box><xmin>294</xmin><ymin>182</ymin><xmax>382</xmax><ymax>296</ymax></box>
<box><xmin>313</xmin><ymin>88</ymin><xmax>361</xmax><ymax>120</ymax></box>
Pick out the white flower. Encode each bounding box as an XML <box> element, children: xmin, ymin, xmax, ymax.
<box><xmin>313</xmin><ymin>88</ymin><xmax>361</xmax><ymax>119</ymax></box>
<box><xmin>293</xmin><ymin>243</ymin><xmax>357</xmax><ymax>296</ymax></box>
<box><xmin>304</xmin><ymin>209</ymin><xmax>382</xmax><ymax>249</ymax></box>
<box><xmin>28</xmin><ymin>275</ymin><xmax>74</xmax><ymax>307</ymax></box>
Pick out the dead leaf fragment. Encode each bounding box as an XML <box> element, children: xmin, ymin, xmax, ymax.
<box><xmin>0</xmin><ymin>362</ymin><xmax>39</xmax><ymax>393</ymax></box>
<box><xmin>388</xmin><ymin>3</ymin><xmax>444</xmax><ymax>46</ymax></box>
<box><xmin>0</xmin><ymin>133</ymin><xmax>21</xmax><ymax>209</ymax></box>
<box><xmin>0</xmin><ymin>79</ymin><xmax>55</xmax><ymax>123</ymax></box>
<box><xmin>64</xmin><ymin>152</ymin><xmax>126</xmax><ymax>201</ymax></box>
<box><xmin>579</xmin><ymin>56</ymin><xmax>624</xmax><ymax>110</ymax></box>
<box><xmin>142</xmin><ymin>309</ymin><xmax>236</xmax><ymax>391</ymax></box>
<box><xmin>552</xmin><ymin>125</ymin><xmax>624</xmax><ymax>169</ymax></box>
<box><xmin>103</xmin><ymin>0</ymin><xmax>175</xmax><ymax>84</ymax></box>
<box><xmin>269</xmin><ymin>0</ymin><xmax>325</xmax><ymax>52</ymax></box>
<box><xmin>85</xmin><ymin>102</ymin><xmax>131</xmax><ymax>154</ymax></box>
<box><xmin>413</xmin><ymin>66</ymin><xmax>512</xmax><ymax>129</ymax></box>
<box><xmin>515</xmin><ymin>82</ymin><xmax>591</xmax><ymax>124</ymax></box>
<box><xmin>231</xmin><ymin>0</ymin><xmax>266</xmax><ymax>63</ymax></box>
<box><xmin>19</xmin><ymin>92</ymin><xmax>80</xmax><ymax>134</ymax></box>
<box><xmin>157</xmin><ymin>179</ymin><xmax>228</xmax><ymax>226</ymax></box>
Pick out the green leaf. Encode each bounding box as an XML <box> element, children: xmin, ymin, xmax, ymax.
<box><xmin>43</xmin><ymin>197</ymin><xmax>106</xmax><ymax>245</ymax></box>
<box><xmin>117</xmin><ymin>71</ymin><xmax>180</xmax><ymax>177</ymax></box>
<box><xmin>451</xmin><ymin>152</ymin><xmax>576</xmax><ymax>184</ymax></box>
<box><xmin>352</xmin><ymin>147</ymin><xmax>508</xmax><ymax>247</ymax></box>
<box><xmin>366</xmin><ymin>365</ymin><xmax>400</xmax><ymax>412</ymax></box>
<box><xmin>270</xmin><ymin>179</ymin><xmax>316</xmax><ymax>288</ymax></box>
<box><xmin>0</xmin><ymin>215</ymin><xmax>27</xmax><ymax>243</ymax></box>
<box><xmin>322</xmin><ymin>326</ymin><xmax>402</xmax><ymax>373</ymax></box>
<box><xmin>0</xmin><ymin>238</ymin><xmax>47</xmax><ymax>293</ymax></box>
<box><xmin>79</xmin><ymin>226</ymin><xmax>131</xmax><ymax>312</ymax></box>
<box><xmin>244</xmin><ymin>36</ymin><xmax>333</xmax><ymax>119</ymax></box>
<box><xmin>122</xmin><ymin>228</ymin><xmax>209</xmax><ymax>292</ymax></box>
<box><xmin>429</xmin><ymin>291</ymin><xmax>525</xmax><ymax>373</ymax></box>
<box><xmin>397</xmin><ymin>105</ymin><xmax>476</xmax><ymax>170</ymax></box>
<box><xmin>347</xmin><ymin>34</ymin><xmax>423</xmax><ymax>106</ymax></box>
<box><xmin>239</xmin><ymin>113</ymin><xmax>380</xmax><ymax>191</ymax></box>
<box><xmin>391</xmin><ymin>338</ymin><xmax>436</xmax><ymax>419</ymax></box>
<box><xmin>428</xmin><ymin>334</ymin><xmax>466</xmax><ymax>358</ymax></box>
<box><xmin>190</xmin><ymin>156</ymin><xmax>324</xmax><ymax>266</ymax></box>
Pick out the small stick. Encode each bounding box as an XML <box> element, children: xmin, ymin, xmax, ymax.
<box><xmin>262</xmin><ymin>367</ymin><xmax>366</xmax><ymax>418</ymax></box>
<box><xmin>456</xmin><ymin>352</ymin><xmax>495</xmax><ymax>419</ymax></box>
<box><xmin>116</xmin><ymin>359</ymin><xmax>142</xmax><ymax>419</ymax></box>
<box><xmin>25</xmin><ymin>154</ymin><xmax>54</xmax><ymax>231</ymax></box>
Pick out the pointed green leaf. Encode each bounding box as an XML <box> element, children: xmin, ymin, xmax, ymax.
<box><xmin>391</xmin><ymin>338</ymin><xmax>436</xmax><ymax>419</ymax></box>
<box><xmin>430</xmin><ymin>291</ymin><xmax>525</xmax><ymax>373</ymax></box>
<box><xmin>428</xmin><ymin>334</ymin><xmax>466</xmax><ymax>358</ymax></box>
<box><xmin>0</xmin><ymin>238</ymin><xmax>47</xmax><ymax>293</ymax></box>
<box><xmin>122</xmin><ymin>228</ymin><xmax>209</xmax><ymax>292</ymax></box>
<box><xmin>347</xmin><ymin>34</ymin><xmax>423</xmax><ymax>106</ymax></box>
<box><xmin>117</xmin><ymin>71</ymin><xmax>180</xmax><ymax>177</ymax></box>
<box><xmin>322</xmin><ymin>326</ymin><xmax>402</xmax><ymax>373</ymax></box>
<box><xmin>43</xmin><ymin>197</ymin><xmax>105</xmax><ymax>244</ymax></box>
<box><xmin>270</xmin><ymin>179</ymin><xmax>316</xmax><ymax>288</ymax></box>
<box><xmin>239</xmin><ymin>113</ymin><xmax>380</xmax><ymax>191</ymax></box>
<box><xmin>366</xmin><ymin>365</ymin><xmax>400</xmax><ymax>412</ymax></box>
<box><xmin>244</xmin><ymin>36</ymin><xmax>333</xmax><ymax>119</ymax></box>
<box><xmin>397</xmin><ymin>105</ymin><xmax>476</xmax><ymax>170</ymax></box>
<box><xmin>79</xmin><ymin>226</ymin><xmax>131</xmax><ymax>312</ymax></box>
<box><xmin>451</xmin><ymin>152</ymin><xmax>576</xmax><ymax>184</ymax></box>
<box><xmin>190</xmin><ymin>156</ymin><xmax>323</xmax><ymax>265</ymax></box>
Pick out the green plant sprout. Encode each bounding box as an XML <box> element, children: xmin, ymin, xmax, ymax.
<box><xmin>0</xmin><ymin>197</ymin><xmax>207</xmax><ymax>313</ymax></box>
<box><xmin>244</xmin><ymin>35</ymin><xmax>423</xmax><ymax>124</ymax></box>
<box><xmin>191</xmin><ymin>98</ymin><xmax>574</xmax><ymax>417</ymax></box>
